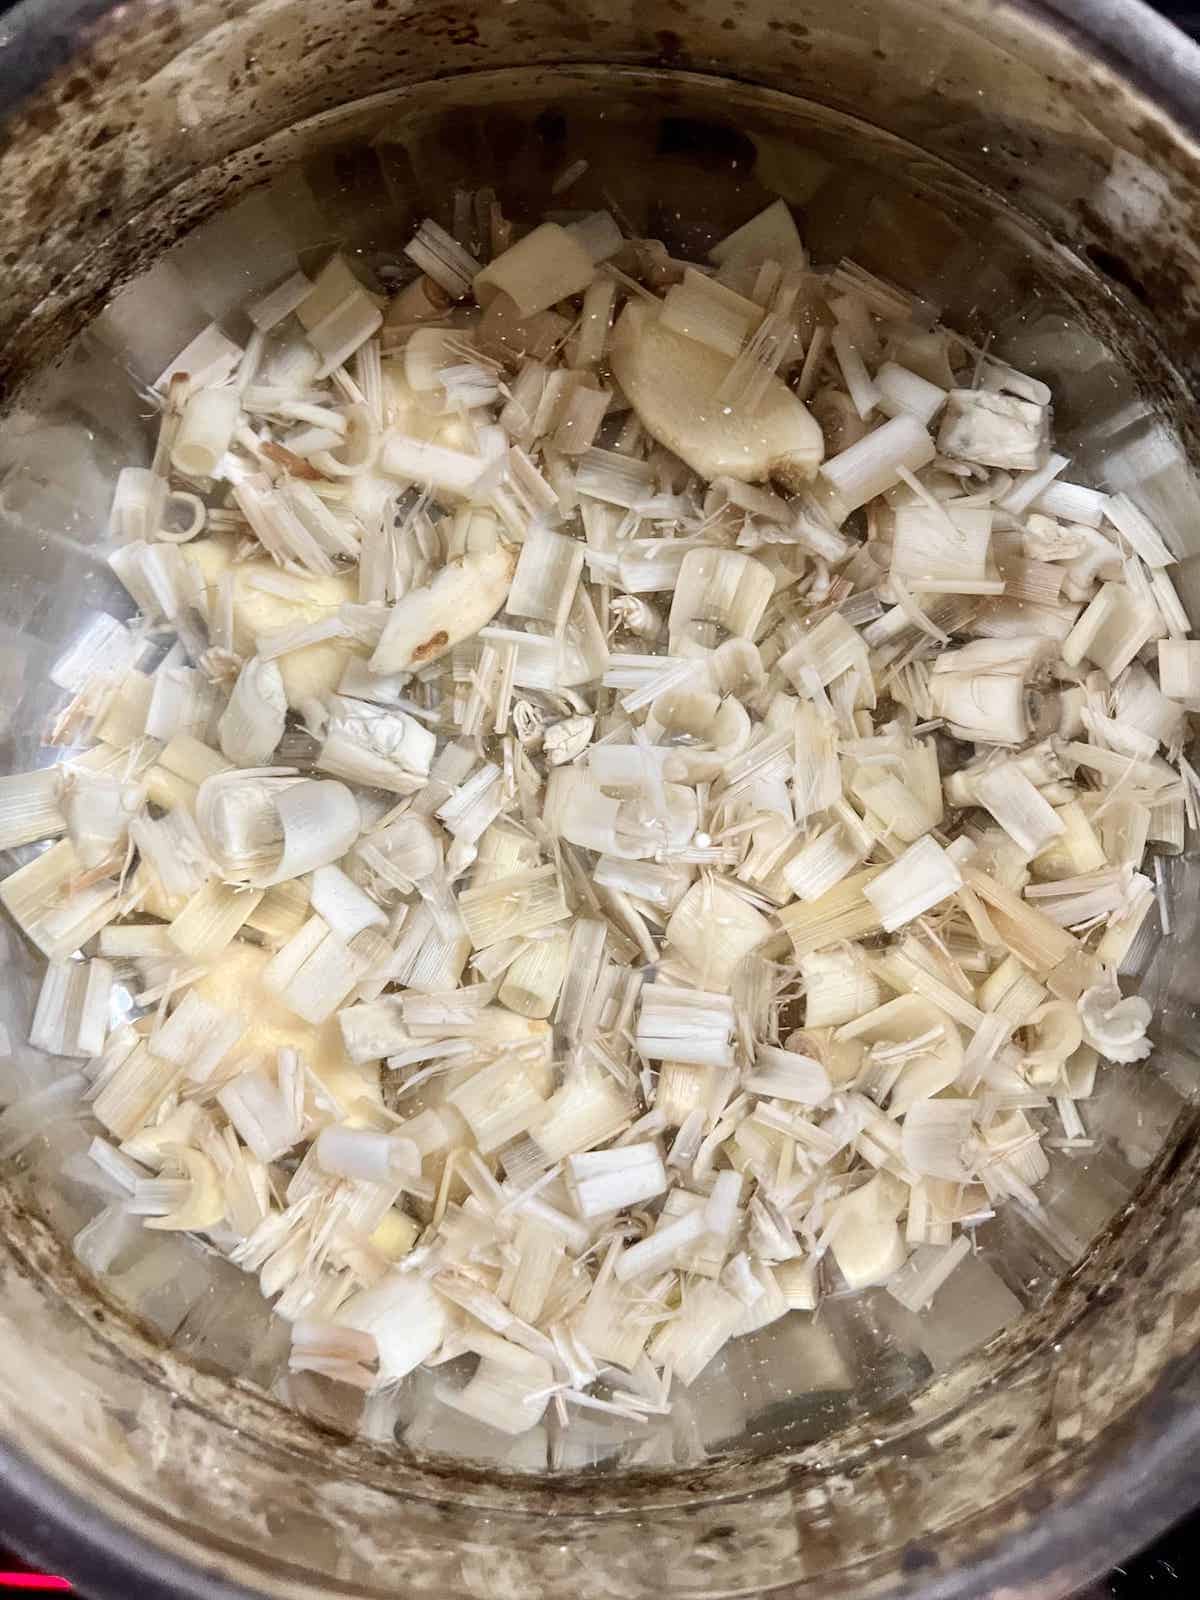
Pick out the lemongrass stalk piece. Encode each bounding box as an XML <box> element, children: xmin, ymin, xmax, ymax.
<box><xmin>653</xmin><ymin>1062</ymin><xmax>710</xmax><ymax>1127</ymax></box>
<box><xmin>315</xmin><ymin>1126</ymin><xmax>420</xmax><ymax>1183</ymax></box>
<box><xmin>901</xmin><ymin>1098</ymin><xmax>976</xmax><ymax>1181</ymax></box>
<box><xmin>864</xmin><ymin>837</ymin><xmax>962</xmax><ymax>932</ymax></box>
<box><xmin>52</xmin><ymin>614</ymin><xmax>140</xmax><ymax>693</ymax></box>
<box><xmin>403</xmin><ymin>219</ymin><xmax>478</xmax><ymax>300</ymax></box>
<box><xmin>458</xmin><ymin>866</ymin><xmax>568</xmax><ymax>952</ymax></box>
<box><xmin>963</xmin><ymin>870</ymin><xmax>1077</xmax><ymax>976</ymax></box>
<box><xmin>380</xmin><ymin>435</ymin><xmax>485</xmax><ymax>500</ymax></box>
<box><xmin>272</xmin><ymin>779</ymin><xmax>361</xmax><ymax>887</ymax></box>
<box><xmin>660</xmin><ymin>267</ymin><xmax>761</xmax><ymax>359</ymax></box>
<box><xmin>296</xmin><ymin>256</ymin><xmax>383</xmax><ymax>376</ymax></box>
<box><xmin>1061</xmin><ymin>582</ymin><xmax>1159</xmax><ymax>680</ymax></box>
<box><xmin>262</xmin><ymin>915</ymin><xmax>380</xmax><ymax>1024</ymax></box>
<box><xmin>555</xmin><ymin>917</ymin><xmax>607</xmax><ymax>1037</ymax></box>
<box><xmin>565</xmin><ymin>1143</ymin><xmax>668</xmax><ymax>1219</ymax></box>
<box><xmin>498</xmin><ymin>929</ymin><xmax>570</xmax><ymax>1020</ymax></box>
<box><xmin>615</xmin><ymin>1205</ymin><xmax>707</xmax><ymax>1284</ymax></box>
<box><xmin>668</xmin><ymin>548</ymin><xmax>774</xmax><ymax>651</ymax></box>
<box><xmin>310</xmin><ymin>864</ymin><xmax>387</xmax><ymax>942</ymax></box>
<box><xmin>928</xmin><ymin>638</ymin><xmax>1051</xmax><ymax>746</ymax></box>
<box><xmin>637</xmin><ymin>984</ymin><xmax>736</xmax><ymax>1068</ymax></box>
<box><xmin>974</xmin><ymin>765</ymin><xmax>1066</xmax><ymax>856</ymax></box>
<box><xmin>710</xmin><ymin>200</ymin><xmax>805</xmax><ymax>270</ymax></box>
<box><xmin>168</xmin><ymin>881</ymin><xmax>265</xmax><ymax>962</ymax></box>
<box><xmin>474</xmin><ymin>223</ymin><xmax>596</xmax><ymax>317</ymax></box>
<box><xmin>0</xmin><ymin>769</ymin><xmax>67</xmax><ymax>851</ymax></box>
<box><xmin>818</xmin><ymin>414</ymin><xmax>935</xmax><ymax>521</ymax></box>
<box><xmin>665</xmin><ymin>879</ymin><xmax>770</xmax><ymax>990</ymax></box>
<box><xmin>93</xmin><ymin>1046</ymin><xmax>181</xmax><ymax>1141</ymax></box>
<box><xmin>536</xmin><ymin>1073</ymin><xmax>633</xmax><ymax>1163</ymax></box>
<box><xmin>746</xmin><ymin>1045</ymin><xmax>831</xmax><ymax>1105</ymax></box>
<box><xmin>890</xmin><ymin>503</ymin><xmax>992</xmax><ymax>585</ymax></box>
<box><xmin>937</xmin><ymin>388</ymin><xmax>1050</xmax><ymax>471</ymax></box>
<box><xmin>1157</xmin><ymin>640</ymin><xmax>1200</xmax><ymax>704</ymax></box>
<box><xmin>829</xmin><ymin>1173</ymin><xmax>908</xmax><ymax>1290</ymax></box>
<box><xmin>29</xmin><ymin>959</ymin><xmax>113</xmax><ymax>1059</ymax></box>
<box><xmin>778</xmin><ymin>866</ymin><xmax>885</xmax><ymax>957</ymax></box>
<box><xmin>506</xmin><ymin>528</ymin><xmax>584</xmax><ymax>630</ymax></box>
<box><xmin>318</xmin><ymin>697</ymin><xmax>436</xmax><ymax>794</ymax></box>
<box><xmin>446</xmin><ymin>1055</ymin><xmax>550</xmax><ymax>1154</ymax></box>
<box><xmin>218</xmin><ymin>656</ymin><xmax>287</xmax><ymax>766</ymax></box>
<box><xmin>0</xmin><ymin>841</ymin><xmax>122</xmax><ymax>961</ymax></box>
<box><xmin>151</xmin><ymin>990</ymin><xmax>247</xmax><ymax>1083</ymax></box>
<box><xmin>108</xmin><ymin>467</ymin><xmax>168</xmax><ymax>544</ymax></box>
<box><xmin>1103</xmin><ymin>492</ymin><xmax>1175</xmax><ymax>567</ymax></box>
<box><xmin>875</xmin><ymin>362</ymin><xmax>947</xmax><ymax>426</ymax></box>
<box><xmin>610</xmin><ymin>301</ymin><xmax>822</xmax><ymax>489</ymax></box>
<box><xmin>838</xmin><ymin>994</ymin><xmax>962</xmax><ymax>1112</ymax></box>
<box><xmin>370</xmin><ymin>546</ymin><xmax>517</xmax><ymax>674</ymax></box>
<box><xmin>338</xmin><ymin>1272</ymin><xmax>449</xmax><ymax>1384</ymax></box>
<box><xmin>799</xmin><ymin>948</ymin><xmax>882</xmax><ymax>1028</ymax></box>
<box><xmin>782</xmin><ymin>819</ymin><xmax>870</xmax><ymax>903</ymax></box>
<box><xmin>171</xmin><ymin>387</ymin><xmax>240</xmax><ymax>478</ymax></box>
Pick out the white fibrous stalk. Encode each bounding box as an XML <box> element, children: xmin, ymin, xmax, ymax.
<box><xmin>5</xmin><ymin>188</ymin><xmax>1191</xmax><ymax>1451</ymax></box>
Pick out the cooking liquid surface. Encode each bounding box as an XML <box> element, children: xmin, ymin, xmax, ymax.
<box><xmin>0</xmin><ymin>70</ymin><xmax>1196</xmax><ymax>1480</ymax></box>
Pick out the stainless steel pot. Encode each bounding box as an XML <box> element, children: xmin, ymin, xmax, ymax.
<box><xmin>1</xmin><ymin>2</ymin><xmax>1200</xmax><ymax>1597</ymax></box>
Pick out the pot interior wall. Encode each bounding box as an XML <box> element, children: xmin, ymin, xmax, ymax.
<box><xmin>0</xmin><ymin>9</ymin><xmax>1199</xmax><ymax>1599</ymax></box>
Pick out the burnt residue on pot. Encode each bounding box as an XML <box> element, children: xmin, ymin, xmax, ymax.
<box><xmin>0</xmin><ymin>0</ymin><xmax>1198</xmax><ymax>407</ymax></box>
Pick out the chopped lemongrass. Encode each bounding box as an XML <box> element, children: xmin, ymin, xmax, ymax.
<box><xmin>0</xmin><ymin>768</ymin><xmax>67</xmax><ymax>850</ymax></box>
<box><xmin>1062</xmin><ymin>582</ymin><xmax>1160</xmax><ymax>681</ymax></box>
<box><xmin>1</xmin><ymin>841</ymin><xmax>123</xmax><ymax>961</ymax></box>
<box><xmin>446</xmin><ymin>1053</ymin><xmax>550</xmax><ymax>1154</ymax></box>
<box><xmin>746</xmin><ymin>1045</ymin><xmax>831</xmax><ymax>1105</ymax></box>
<box><xmin>637</xmin><ymin>983</ymin><xmax>736</xmax><ymax>1068</ymax></box>
<box><xmin>938</xmin><ymin>388</ymin><xmax>1050</xmax><ymax>471</ymax></box>
<box><xmin>778</xmin><ymin>866</ymin><xmax>885</xmax><ymax>957</ymax></box>
<box><xmin>668</xmin><ymin>548</ymin><xmax>775</xmax><ymax>651</ymax></box>
<box><xmin>1157</xmin><ymin>640</ymin><xmax>1200</xmax><ymax>704</ymax></box>
<box><xmin>218</xmin><ymin>656</ymin><xmax>287</xmax><ymax>766</ymax></box>
<box><xmin>318</xmin><ymin>698</ymin><xmax>436</xmax><ymax>794</ymax></box>
<box><xmin>474</xmin><ymin>223</ymin><xmax>596</xmax><ymax>318</ymax></box>
<box><xmin>800</xmin><ymin>947</ymin><xmax>882</xmax><ymax>1027</ymax></box>
<box><xmin>660</xmin><ymin>267</ymin><xmax>761</xmax><ymax>359</ymax></box>
<box><xmin>506</xmin><ymin>528</ymin><xmax>584</xmax><ymax>631</ymax></box>
<box><xmin>974</xmin><ymin>764</ymin><xmax>1066</xmax><ymax>856</ymax></box>
<box><xmin>566</xmin><ymin>1143</ymin><xmax>668</xmax><ymax>1219</ymax></box>
<box><xmin>263</xmin><ymin>915</ymin><xmax>382</xmax><ymax>1024</ymax></box>
<box><xmin>92</xmin><ymin>1046</ymin><xmax>181</xmax><ymax>1141</ymax></box>
<box><xmin>3</xmin><ymin>180</ymin><xmax>1185</xmax><ymax>1444</ymax></box>
<box><xmin>1103</xmin><ymin>492</ymin><xmax>1175</xmax><ymax>568</ymax></box>
<box><xmin>168</xmin><ymin>881</ymin><xmax>265</xmax><ymax>962</ymax></box>
<box><xmin>610</xmin><ymin>301</ymin><xmax>822</xmax><ymax>489</ymax></box>
<box><xmin>498</xmin><ymin>929</ymin><xmax>570</xmax><ymax>1020</ymax></box>
<box><xmin>151</xmin><ymin>990</ymin><xmax>247</xmax><ymax>1083</ymax></box>
<box><xmin>29</xmin><ymin>959</ymin><xmax>113</xmax><ymax>1059</ymax></box>
<box><xmin>818</xmin><ymin>414</ymin><xmax>935</xmax><ymax>521</ymax></box>
<box><xmin>875</xmin><ymin>362</ymin><xmax>947</xmax><ymax>427</ymax></box>
<box><xmin>863</xmin><ymin>837</ymin><xmax>963</xmax><ymax>932</ymax></box>
<box><xmin>665</xmin><ymin>879</ymin><xmax>771</xmax><ymax>990</ymax></box>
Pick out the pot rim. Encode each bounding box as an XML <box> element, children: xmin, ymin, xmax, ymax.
<box><xmin>0</xmin><ymin>0</ymin><xmax>1199</xmax><ymax>1596</ymax></box>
